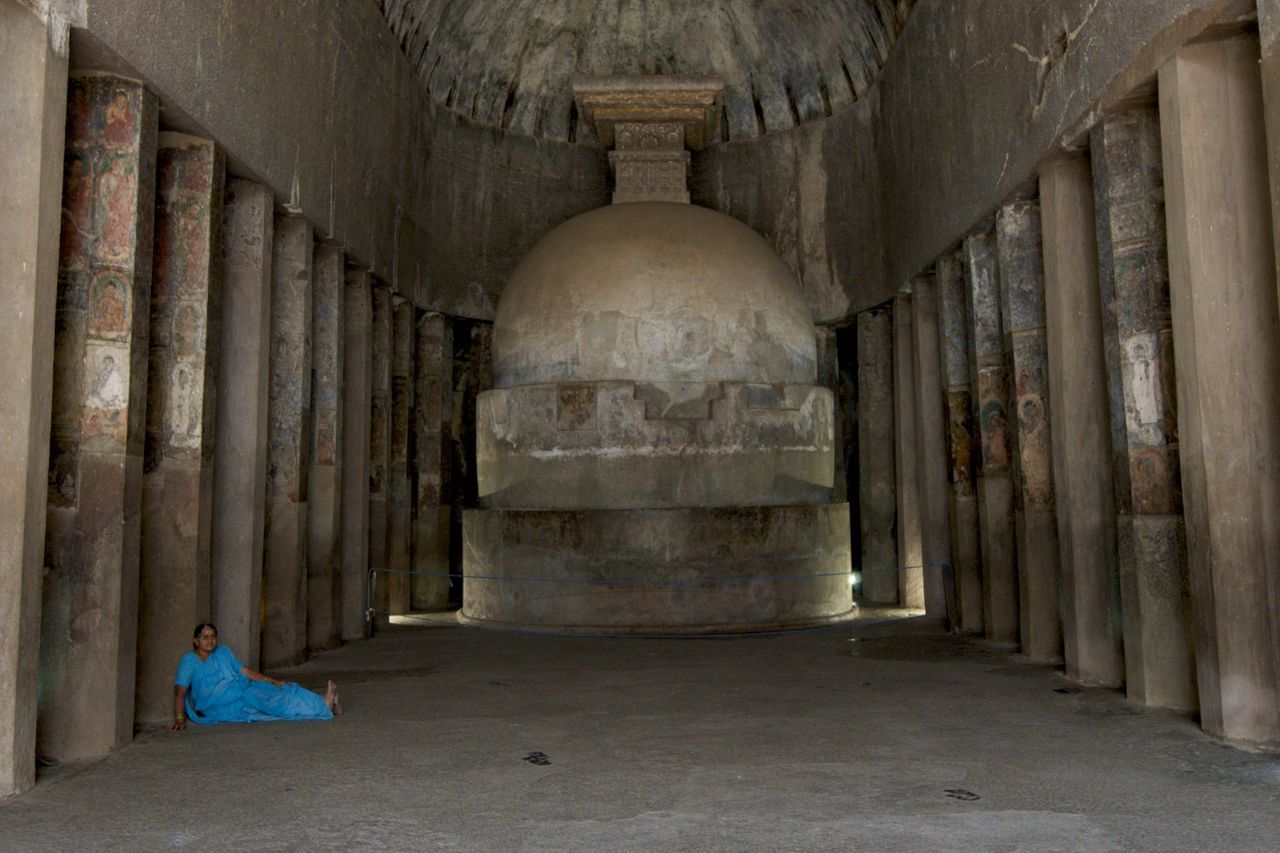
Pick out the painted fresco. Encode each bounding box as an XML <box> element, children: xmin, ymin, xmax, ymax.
<box><xmin>148</xmin><ymin>138</ymin><xmax>222</xmax><ymax>467</ymax></box>
<box><xmin>945</xmin><ymin>388</ymin><xmax>976</xmax><ymax>497</ymax></box>
<box><xmin>1012</xmin><ymin>335</ymin><xmax>1053</xmax><ymax>512</ymax></box>
<box><xmin>976</xmin><ymin>365</ymin><xmax>1010</xmax><ymax>471</ymax></box>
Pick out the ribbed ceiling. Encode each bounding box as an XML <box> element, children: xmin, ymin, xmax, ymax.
<box><xmin>380</xmin><ymin>0</ymin><xmax>916</xmax><ymax>144</ymax></box>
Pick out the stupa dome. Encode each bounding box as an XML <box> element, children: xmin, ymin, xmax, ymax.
<box><xmin>493</xmin><ymin>202</ymin><xmax>817</xmax><ymax>388</ymax></box>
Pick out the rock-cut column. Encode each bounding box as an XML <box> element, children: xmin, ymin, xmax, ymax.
<box><xmin>1159</xmin><ymin>36</ymin><xmax>1280</xmax><ymax>747</ymax></box>
<box><xmin>211</xmin><ymin>179</ymin><xmax>273</xmax><ymax>668</ymax></box>
<box><xmin>937</xmin><ymin>250</ymin><xmax>983</xmax><ymax>635</ymax></box>
<box><xmin>910</xmin><ymin>276</ymin><xmax>953</xmax><ymax>620</ymax></box>
<box><xmin>0</xmin><ymin>0</ymin><xmax>67</xmax><ymax>797</ymax></box>
<box><xmin>857</xmin><ymin>308</ymin><xmax>897</xmax><ymax>604</ymax></box>
<box><xmin>41</xmin><ymin>74</ymin><xmax>156</xmax><ymax>763</ymax></box>
<box><xmin>136</xmin><ymin>134</ymin><xmax>224</xmax><ymax>727</ymax></box>
<box><xmin>1092</xmin><ymin>106</ymin><xmax>1195</xmax><ymax>711</ymax></box>
<box><xmin>387</xmin><ymin>297</ymin><xmax>415</xmax><ymax>615</ymax></box>
<box><xmin>996</xmin><ymin>200</ymin><xmax>1062</xmax><ymax>664</ymax></box>
<box><xmin>892</xmin><ymin>293</ymin><xmax>924</xmax><ymax>608</ymax></box>
<box><xmin>368</xmin><ymin>284</ymin><xmax>392</xmax><ymax>620</ymax></box>
<box><xmin>260</xmin><ymin>214</ymin><xmax>312</xmax><ymax>669</ymax></box>
<box><xmin>412</xmin><ymin>312</ymin><xmax>454</xmax><ymax>611</ymax></box>
<box><xmin>341</xmin><ymin>270</ymin><xmax>373</xmax><ymax>640</ymax></box>
<box><xmin>1040</xmin><ymin>156</ymin><xmax>1123</xmax><ymax>687</ymax></box>
<box><xmin>815</xmin><ymin>327</ymin><xmax>848</xmax><ymax>502</ymax></box>
<box><xmin>963</xmin><ymin>229</ymin><xmax>1019</xmax><ymax>644</ymax></box>
<box><xmin>307</xmin><ymin>246</ymin><xmax>344</xmax><ymax>653</ymax></box>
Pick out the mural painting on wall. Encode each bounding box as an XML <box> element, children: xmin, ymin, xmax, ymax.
<box><xmin>96</xmin><ymin>151</ymin><xmax>138</xmax><ymax>267</ymax></box>
<box><xmin>315</xmin><ymin>411</ymin><xmax>338</xmax><ymax>467</ymax></box>
<box><xmin>1130</xmin><ymin>447</ymin><xmax>1179</xmax><ymax>515</ymax></box>
<box><xmin>86</xmin><ymin>272</ymin><xmax>129</xmax><ymax>340</ymax></box>
<box><xmin>976</xmin><ymin>366</ymin><xmax>1009</xmax><ymax>470</ymax></box>
<box><xmin>103</xmin><ymin>88</ymin><xmax>136</xmax><ymax>147</ymax></box>
<box><xmin>1013</xmin><ymin>356</ymin><xmax>1053</xmax><ymax>510</ymax></box>
<box><xmin>557</xmin><ymin>383</ymin><xmax>598</xmax><ymax>431</ymax></box>
<box><xmin>172</xmin><ymin>303</ymin><xmax>203</xmax><ymax>358</ymax></box>
<box><xmin>61</xmin><ymin>151</ymin><xmax>92</xmax><ymax>266</ymax></box>
<box><xmin>82</xmin><ymin>345</ymin><xmax>130</xmax><ymax>446</ymax></box>
<box><xmin>167</xmin><ymin>363</ymin><xmax>203</xmax><ymax>452</ymax></box>
<box><xmin>1121</xmin><ymin>334</ymin><xmax>1167</xmax><ymax>450</ymax></box>
<box><xmin>945</xmin><ymin>388</ymin><xmax>976</xmax><ymax>496</ymax></box>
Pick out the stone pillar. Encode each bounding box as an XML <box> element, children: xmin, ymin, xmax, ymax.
<box><xmin>368</xmin><ymin>284</ymin><xmax>392</xmax><ymax>620</ymax></box>
<box><xmin>341</xmin><ymin>270</ymin><xmax>373</xmax><ymax>640</ymax></box>
<box><xmin>40</xmin><ymin>74</ymin><xmax>156</xmax><ymax>763</ymax></box>
<box><xmin>387</xmin><ymin>297</ymin><xmax>415</xmax><ymax>615</ymax></box>
<box><xmin>136</xmin><ymin>134</ymin><xmax>224</xmax><ymax>727</ymax></box>
<box><xmin>963</xmin><ymin>230</ymin><xmax>1019</xmax><ymax>644</ymax></box>
<box><xmin>996</xmin><ymin>200</ymin><xmax>1062</xmax><ymax>663</ymax></box>
<box><xmin>1159</xmin><ymin>36</ymin><xmax>1280</xmax><ymax>746</ymax></box>
<box><xmin>211</xmin><ymin>179</ymin><xmax>272</xmax><ymax>668</ymax></box>
<box><xmin>815</xmin><ymin>326</ymin><xmax>847</xmax><ymax>502</ymax></box>
<box><xmin>307</xmin><ymin>245</ymin><xmax>344</xmax><ymax>653</ymax></box>
<box><xmin>910</xmin><ymin>276</ymin><xmax>953</xmax><ymax>620</ymax></box>
<box><xmin>260</xmin><ymin>215</ymin><xmax>312</xmax><ymax>669</ymax></box>
<box><xmin>892</xmin><ymin>293</ymin><xmax>924</xmax><ymax>608</ymax></box>
<box><xmin>0</xmin><ymin>0</ymin><xmax>67</xmax><ymax>797</ymax></box>
<box><xmin>856</xmin><ymin>308</ymin><xmax>897</xmax><ymax>604</ymax></box>
<box><xmin>413</xmin><ymin>312</ymin><xmax>454</xmax><ymax>611</ymax></box>
<box><xmin>937</xmin><ymin>250</ymin><xmax>983</xmax><ymax>635</ymax></box>
<box><xmin>1040</xmin><ymin>156</ymin><xmax>1124</xmax><ymax>686</ymax></box>
<box><xmin>1091</xmin><ymin>107</ymin><xmax>1195</xmax><ymax>710</ymax></box>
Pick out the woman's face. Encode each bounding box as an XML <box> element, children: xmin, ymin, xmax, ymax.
<box><xmin>195</xmin><ymin>627</ymin><xmax>218</xmax><ymax>655</ymax></box>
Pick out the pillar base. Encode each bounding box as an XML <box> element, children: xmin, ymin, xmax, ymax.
<box><xmin>461</xmin><ymin>504</ymin><xmax>852</xmax><ymax>634</ymax></box>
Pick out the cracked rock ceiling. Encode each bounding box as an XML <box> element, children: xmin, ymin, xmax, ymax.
<box><xmin>380</xmin><ymin>0</ymin><xmax>916</xmax><ymax>144</ymax></box>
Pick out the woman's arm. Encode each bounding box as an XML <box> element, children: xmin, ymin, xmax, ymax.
<box><xmin>240</xmin><ymin>667</ymin><xmax>285</xmax><ymax>688</ymax></box>
<box><xmin>166</xmin><ymin>685</ymin><xmax>187</xmax><ymax>732</ymax></box>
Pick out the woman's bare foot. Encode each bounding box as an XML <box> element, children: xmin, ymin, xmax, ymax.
<box><xmin>325</xmin><ymin>680</ymin><xmax>342</xmax><ymax>716</ymax></box>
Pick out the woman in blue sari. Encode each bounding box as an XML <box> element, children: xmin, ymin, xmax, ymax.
<box><xmin>167</xmin><ymin>623</ymin><xmax>340</xmax><ymax>731</ymax></box>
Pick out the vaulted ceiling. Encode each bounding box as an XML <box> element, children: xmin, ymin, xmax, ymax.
<box><xmin>380</xmin><ymin>0</ymin><xmax>916</xmax><ymax>144</ymax></box>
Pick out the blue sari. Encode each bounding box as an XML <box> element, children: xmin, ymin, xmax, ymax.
<box><xmin>175</xmin><ymin>645</ymin><xmax>332</xmax><ymax>724</ymax></box>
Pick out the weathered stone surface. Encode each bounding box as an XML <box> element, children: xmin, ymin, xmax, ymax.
<box><xmin>384</xmin><ymin>1</ymin><xmax>912</xmax><ymax>143</ymax></box>
<box><xmin>997</xmin><ymin>200</ymin><xmax>1061</xmax><ymax>665</ymax></box>
<box><xmin>892</xmin><ymin>293</ymin><xmax>923</xmax><ymax>609</ymax></box>
<box><xmin>462</xmin><ymin>504</ymin><xmax>853</xmax><ymax>633</ymax></box>
<box><xmin>41</xmin><ymin>73</ymin><xmax>156</xmax><ymax>763</ymax></box>
<box><xmin>412</xmin><ymin>313</ymin><xmax>453</xmax><ymax>611</ymax></box>
<box><xmin>1160</xmin><ymin>37</ymin><xmax>1280</xmax><ymax>747</ymax></box>
<box><xmin>368</xmin><ymin>284</ymin><xmax>392</xmax><ymax>620</ymax></box>
<box><xmin>856</xmin><ymin>308</ymin><xmax>897</xmax><ymax>605</ymax></box>
<box><xmin>1040</xmin><ymin>156</ymin><xmax>1123</xmax><ymax>688</ymax></box>
<box><xmin>261</xmin><ymin>215</ymin><xmax>312</xmax><ymax>669</ymax></box>
<box><xmin>910</xmin><ymin>276</ymin><xmax>953</xmax><ymax>620</ymax></box>
<box><xmin>477</xmin><ymin>382</ymin><xmax>835</xmax><ymax>511</ymax></box>
<box><xmin>963</xmin><ymin>229</ymin><xmax>1018</xmax><ymax>644</ymax></box>
<box><xmin>341</xmin><ymin>271</ymin><xmax>373</xmax><ymax>641</ymax></box>
<box><xmin>937</xmin><ymin>250</ymin><xmax>982</xmax><ymax>635</ymax></box>
<box><xmin>386</xmin><ymin>297</ymin><xmax>414</xmax><ymax>615</ymax></box>
<box><xmin>307</xmin><ymin>245</ymin><xmax>344</xmax><ymax>654</ymax></box>
<box><xmin>0</xmin><ymin>0</ymin><xmax>67</xmax><ymax>797</ymax></box>
<box><xmin>1091</xmin><ymin>106</ymin><xmax>1195</xmax><ymax>711</ymax></box>
<box><xmin>136</xmin><ymin>133</ymin><xmax>224</xmax><ymax>727</ymax></box>
<box><xmin>211</xmin><ymin>179</ymin><xmax>272</xmax><ymax>669</ymax></box>
<box><xmin>496</xmin><ymin>204</ymin><xmax>817</xmax><ymax>388</ymax></box>
<box><xmin>815</xmin><ymin>326</ymin><xmax>847</xmax><ymax>503</ymax></box>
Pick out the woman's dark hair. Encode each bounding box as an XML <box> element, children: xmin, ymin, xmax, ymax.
<box><xmin>192</xmin><ymin>623</ymin><xmax>217</xmax><ymax>647</ymax></box>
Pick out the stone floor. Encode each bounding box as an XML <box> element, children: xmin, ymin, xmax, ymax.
<box><xmin>2</xmin><ymin>613</ymin><xmax>1278</xmax><ymax>851</ymax></box>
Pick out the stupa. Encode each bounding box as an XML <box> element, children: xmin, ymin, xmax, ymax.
<box><xmin>461</xmin><ymin>77</ymin><xmax>853</xmax><ymax>633</ymax></box>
